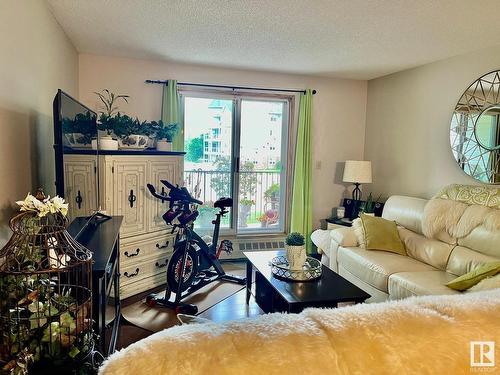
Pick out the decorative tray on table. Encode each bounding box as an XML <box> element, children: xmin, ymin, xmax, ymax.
<box><xmin>270</xmin><ymin>255</ymin><xmax>322</xmax><ymax>281</ymax></box>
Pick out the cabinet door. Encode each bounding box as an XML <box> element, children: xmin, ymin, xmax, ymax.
<box><xmin>64</xmin><ymin>156</ymin><xmax>97</xmax><ymax>220</ymax></box>
<box><xmin>148</xmin><ymin>158</ymin><xmax>182</xmax><ymax>232</ymax></box>
<box><xmin>113</xmin><ymin>160</ymin><xmax>148</xmax><ymax>237</ymax></box>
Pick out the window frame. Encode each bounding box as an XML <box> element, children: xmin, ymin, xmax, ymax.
<box><xmin>180</xmin><ymin>88</ymin><xmax>295</xmax><ymax>236</ymax></box>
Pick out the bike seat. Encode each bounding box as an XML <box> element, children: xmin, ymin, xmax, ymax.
<box><xmin>214</xmin><ymin>197</ymin><xmax>233</xmax><ymax>209</ymax></box>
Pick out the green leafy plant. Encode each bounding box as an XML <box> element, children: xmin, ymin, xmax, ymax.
<box><xmin>143</xmin><ymin>120</ymin><xmax>162</xmax><ymax>137</ymax></box>
<box><xmin>110</xmin><ymin>113</ymin><xmax>150</xmax><ymax>138</ymax></box>
<box><xmin>186</xmin><ymin>135</ymin><xmax>204</xmax><ymax>162</ymax></box>
<box><xmin>210</xmin><ymin>157</ymin><xmax>231</xmax><ymax>199</ymax></box>
<box><xmin>286</xmin><ymin>232</ymin><xmax>305</xmax><ymax>246</ymax></box>
<box><xmin>360</xmin><ymin>193</ymin><xmax>382</xmax><ymax>214</ymax></box>
<box><xmin>239</xmin><ymin>162</ymin><xmax>257</xmax><ymax>204</ymax></box>
<box><xmin>239</xmin><ymin>198</ymin><xmax>255</xmax><ymax>207</ymax></box>
<box><xmin>156</xmin><ymin>123</ymin><xmax>179</xmax><ymax>142</ymax></box>
<box><xmin>264</xmin><ymin>183</ymin><xmax>280</xmax><ymax>199</ymax></box>
<box><xmin>94</xmin><ymin>89</ymin><xmax>129</xmax><ymax>117</ymax></box>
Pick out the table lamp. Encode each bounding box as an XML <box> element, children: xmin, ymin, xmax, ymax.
<box><xmin>342</xmin><ymin>160</ymin><xmax>372</xmax><ymax>201</ymax></box>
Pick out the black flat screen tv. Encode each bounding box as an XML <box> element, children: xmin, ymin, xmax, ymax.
<box><xmin>53</xmin><ymin>89</ymin><xmax>110</xmax><ymax>235</ymax></box>
<box><xmin>53</xmin><ymin>89</ymin><xmax>98</xmax><ymax>197</ymax></box>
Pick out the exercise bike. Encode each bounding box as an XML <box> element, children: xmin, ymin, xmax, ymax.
<box><xmin>145</xmin><ymin>179</ymin><xmax>246</xmax><ymax>314</ymax></box>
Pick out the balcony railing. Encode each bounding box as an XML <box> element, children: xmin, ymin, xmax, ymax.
<box><xmin>184</xmin><ymin>169</ymin><xmax>281</xmax><ymax>228</ymax></box>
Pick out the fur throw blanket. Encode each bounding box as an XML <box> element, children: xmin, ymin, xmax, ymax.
<box><xmin>99</xmin><ymin>289</ymin><xmax>500</xmax><ymax>375</ymax></box>
<box><xmin>422</xmin><ymin>184</ymin><xmax>500</xmax><ymax>239</ymax></box>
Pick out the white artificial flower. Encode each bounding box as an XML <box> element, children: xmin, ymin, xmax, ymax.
<box><xmin>15</xmin><ymin>193</ymin><xmax>69</xmax><ymax>217</ymax></box>
<box><xmin>51</xmin><ymin>196</ymin><xmax>69</xmax><ymax>217</ymax></box>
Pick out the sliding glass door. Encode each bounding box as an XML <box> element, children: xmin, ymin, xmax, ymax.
<box><xmin>183</xmin><ymin>93</ymin><xmax>289</xmax><ymax>235</ymax></box>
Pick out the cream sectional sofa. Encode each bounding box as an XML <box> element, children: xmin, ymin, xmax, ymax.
<box><xmin>312</xmin><ymin>195</ymin><xmax>500</xmax><ymax>302</ymax></box>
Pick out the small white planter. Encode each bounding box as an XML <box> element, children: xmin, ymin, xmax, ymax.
<box><xmin>156</xmin><ymin>139</ymin><xmax>172</xmax><ymax>152</ymax></box>
<box><xmin>99</xmin><ymin>136</ymin><xmax>119</xmax><ymax>151</ymax></box>
<box><xmin>286</xmin><ymin>245</ymin><xmax>307</xmax><ymax>270</ymax></box>
<box><xmin>118</xmin><ymin>134</ymin><xmax>149</xmax><ymax>150</ymax></box>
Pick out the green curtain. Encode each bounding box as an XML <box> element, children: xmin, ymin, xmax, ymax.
<box><xmin>161</xmin><ymin>80</ymin><xmax>183</xmax><ymax>151</ymax></box>
<box><xmin>290</xmin><ymin>89</ymin><xmax>313</xmax><ymax>253</ymax></box>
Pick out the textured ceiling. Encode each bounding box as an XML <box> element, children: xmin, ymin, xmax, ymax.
<box><xmin>47</xmin><ymin>0</ymin><xmax>500</xmax><ymax>80</ymax></box>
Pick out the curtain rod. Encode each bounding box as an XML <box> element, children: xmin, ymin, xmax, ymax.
<box><xmin>145</xmin><ymin>79</ymin><xmax>316</xmax><ymax>95</ymax></box>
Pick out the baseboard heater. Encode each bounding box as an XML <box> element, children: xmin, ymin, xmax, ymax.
<box><xmin>219</xmin><ymin>237</ymin><xmax>286</xmax><ymax>260</ymax></box>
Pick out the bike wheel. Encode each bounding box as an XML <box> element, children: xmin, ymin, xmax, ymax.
<box><xmin>166</xmin><ymin>245</ymin><xmax>198</xmax><ymax>293</ymax></box>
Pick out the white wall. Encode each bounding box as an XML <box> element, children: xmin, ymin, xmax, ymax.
<box><xmin>0</xmin><ymin>1</ymin><xmax>78</xmax><ymax>244</ymax></box>
<box><xmin>365</xmin><ymin>47</ymin><xmax>500</xmax><ymax>199</ymax></box>
<box><xmin>79</xmin><ymin>54</ymin><xmax>367</xmax><ymax>226</ymax></box>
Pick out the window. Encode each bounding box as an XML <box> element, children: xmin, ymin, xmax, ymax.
<box><xmin>211</xmin><ymin>141</ymin><xmax>220</xmax><ymax>153</ymax></box>
<box><xmin>183</xmin><ymin>94</ymin><xmax>290</xmax><ymax>234</ymax></box>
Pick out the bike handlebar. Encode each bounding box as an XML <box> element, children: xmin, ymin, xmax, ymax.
<box><xmin>160</xmin><ymin>179</ymin><xmax>203</xmax><ymax>205</ymax></box>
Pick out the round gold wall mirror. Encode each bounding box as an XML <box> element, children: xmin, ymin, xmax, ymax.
<box><xmin>450</xmin><ymin>71</ymin><xmax>500</xmax><ymax>184</ymax></box>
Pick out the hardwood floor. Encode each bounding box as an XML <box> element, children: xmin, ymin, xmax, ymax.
<box><xmin>114</xmin><ymin>262</ymin><xmax>263</xmax><ymax>350</ymax></box>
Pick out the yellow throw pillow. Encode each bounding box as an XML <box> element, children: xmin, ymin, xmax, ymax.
<box><xmin>446</xmin><ymin>261</ymin><xmax>500</xmax><ymax>291</ymax></box>
<box><xmin>359</xmin><ymin>214</ymin><xmax>406</xmax><ymax>255</ymax></box>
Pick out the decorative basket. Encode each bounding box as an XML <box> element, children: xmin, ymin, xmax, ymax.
<box><xmin>270</xmin><ymin>255</ymin><xmax>322</xmax><ymax>281</ymax></box>
<box><xmin>0</xmin><ymin>210</ymin><xmax>94</xmax><ymax>373</ymax></box>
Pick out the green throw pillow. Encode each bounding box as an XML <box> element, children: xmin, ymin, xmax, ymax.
<box><xmin>446</xmin><ymin>261</ymin><xmax>500</xmax><ymax>291</ymax></box>
<box><xmin>359</xmin><ymin>214</ymin><xmax>406</xmax><ymax>256</ymax></box>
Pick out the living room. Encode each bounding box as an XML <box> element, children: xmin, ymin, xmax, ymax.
<box><xmin>0</xmin><ymin>1</ymin><xmax>499</xmax><ymax>374</ymax></box>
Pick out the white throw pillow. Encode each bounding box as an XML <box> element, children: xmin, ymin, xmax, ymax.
<box><xmin>466</xmin><ymin>273</ymin><xmax>500</xmax><ymax>293</ymax></box>
<box><xmin>352</xmin><ymin>218</ymin><xmax>366</xmax><ymax>248</ymax></box>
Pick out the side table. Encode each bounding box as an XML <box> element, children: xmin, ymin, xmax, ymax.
<box><xmin>325</xmin><ymin>217</ymin><xmax>353</xmax><ymax>229</ymax></box>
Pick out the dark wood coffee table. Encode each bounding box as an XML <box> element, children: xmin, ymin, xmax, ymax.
<box><xmin>244</xmin><ymin>250</ymin><xmax>370</xmax><ymax>313</ymax></box>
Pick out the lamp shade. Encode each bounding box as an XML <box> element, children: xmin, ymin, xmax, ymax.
<box><xmin>342</xmin><ymin>160</ymin><xmax>372</xmax><ymax>184</ymax></box>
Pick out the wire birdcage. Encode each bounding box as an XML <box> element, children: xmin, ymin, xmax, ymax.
<box><xmin>0</xmin><ymin>205</ymin><xmax>93</xmax><ymax>373</ymax></box>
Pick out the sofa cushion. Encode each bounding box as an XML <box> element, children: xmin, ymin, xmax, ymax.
<box><xmin>446</xmin><ymin>246</ymin><xmax>500</xmax><ymax>276</ymax></box>
<box><xmin>337</xmin><ymin>246</ymin><xmax>437</xmax><ymax>292</ymax></box>
<box><xmin>388</xmin><ymin>271</ymin><xmax>459</xmax><ymax>299</ymax></box>
<box><xmin>397</xmin><ymin>227</ymin><xmax>454</xmax><ymax>270</ymax></box>
<box><xmin>382</xmin><ymin>195</ymin><xmax>427</xmax><ymax>234</ymax></box>
<box><xmin>457</xmin><ymin>226</ymin><xmax>500</xmax><ymax>258</ymax></box>
<box><xmin>356</xmin><ymin>214</ymin><xmax>406</xmax><ymax>255</ymax></box>
<box><xmin>445</xmin><ymin>261</ymin><xmax>500</xmax><ymax>291</ymax></box>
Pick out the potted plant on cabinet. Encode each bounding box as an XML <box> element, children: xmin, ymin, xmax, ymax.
<box><xmin>94</xmin><ymin>89</ymin><xmax>129</xmax><ymax>150</ymax></box>
<box><xmin>156</xmin><ymin>122</ymin><xmax>179</xmax><ymax>151</ymax></box>
<box><xmin>285</xmin><ymin>232</ymin><xmax>306</xmax><ymax>270</ymax></box>
<box><xmin>113</xmin><ymin>115</ymin><xmax>150</xmax><ymax>150</ymax></box>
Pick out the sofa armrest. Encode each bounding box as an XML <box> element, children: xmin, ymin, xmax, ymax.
<box><xmin>330</xmin><ymin>227</ymin><xmax>358</xmax><ymax>247</ymax></box>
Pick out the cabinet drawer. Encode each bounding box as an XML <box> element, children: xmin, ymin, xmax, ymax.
<box><xmin>120</xmin><ymin>254</ymin><xmax>171</xmax><ymax>286</ymax></box>
<box><xmin>120</xmin><ymin>273</ymin><xmax>166</xmax><ymax>300</ymax></box>
<box><xmin>120</xmin><ymin>235</ymin><xmax>175</xmax><ymax>266</ymax></box>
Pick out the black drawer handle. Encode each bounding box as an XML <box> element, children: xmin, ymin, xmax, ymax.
<box><xmin>124</xmin><ymin>248</ymin><xmax>140</xmax><ymax>258</ymax></box>
<box><xmin>76</xmin><ymin>190</ymin><xmax>83</xmax><ymax>209</ymax></box>
<box><xmin>123</xmin><ymin>268</ymin><xmax>140</xmax><ymax>278</ymax></box>
<box><xmin>156</xmin><ymin>240</ymin><xmax>170</xmax><ymax>249</ymax></box>
<box><xmin>155</xmin><ymin>260</ymin><xmax>168</xmax><ymax>269</ymax></box>
<box><xmin>128</xmin><ymin>189</ymin><xmax>137</xmax><ymax>208</ymax></box>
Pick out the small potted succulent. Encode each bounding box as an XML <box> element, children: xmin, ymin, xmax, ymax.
<box><xmin>95</xmin><ymin>89</ymin><xmax>129</xmax><ymax>150</ymax></box>
<box><xmin>285</xmin><ymin>232</ymin><xmax>306</xmax><ymax>270</ymax></box>
<box><xmin>156</xmin><ymin>122</ymin><xmax>179</xmax><ymax>151</ymax></box>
